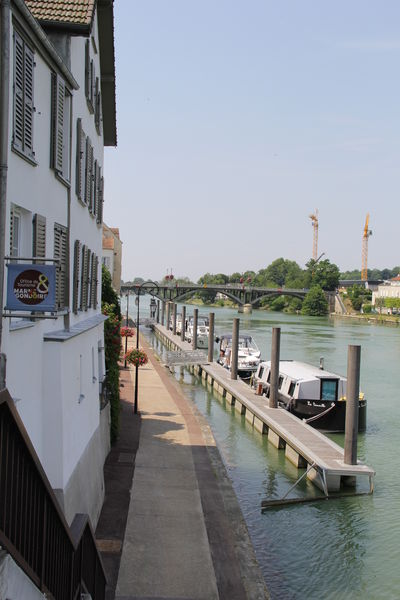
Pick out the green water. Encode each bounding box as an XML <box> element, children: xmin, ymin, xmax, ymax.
<box><xmin>136</xmin><ymin>300</ymin><xmax>399</xmax><ymax>599</ymax></box>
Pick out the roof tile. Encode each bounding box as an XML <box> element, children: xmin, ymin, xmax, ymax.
<box><xmin>25</xmin><ymin>0</ymin><xmax>95</xmax><ymax>27</ymax></box>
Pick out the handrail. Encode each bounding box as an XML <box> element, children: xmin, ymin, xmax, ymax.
<box><xmin>0</xmin><ymin>388</ymin><xmax>106</xmax><ymax>599</ymax></box>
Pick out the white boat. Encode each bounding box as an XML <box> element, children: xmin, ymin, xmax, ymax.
<box><xmin>185</xmin><ymin>316</ymin><xmax>209</xmax><ymax>349</ymax></box>
<box><xmin>252</xmin><ymin>359</ymin><xmax>367</xmax><ymax>432</ymax></box>
<box><xmin>216</xmin><ymin>334</ymin><xmax>261</xmax><ymax>380</ymax></box>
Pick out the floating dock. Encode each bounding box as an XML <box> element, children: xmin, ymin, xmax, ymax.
<box><xmin>152</xmin><ymin>323</ymin><xmax>375</xmax><ymax>495</ymax></box>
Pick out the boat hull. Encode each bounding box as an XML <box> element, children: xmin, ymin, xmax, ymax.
<box><xmin>282</xmin><ymin>397</ymin><xmax>367</xmax><ymax>433</ymax></box>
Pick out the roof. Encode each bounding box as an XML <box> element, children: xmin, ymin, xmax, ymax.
<box><xmin>263</xmin><ymin>360</ymin><xmax>345</xmax><ymax>382</ymax></box>
<box><xmin>110</xmin><ymin>228</ymin><xmax>120</xmax><ymax>238</ymax></box>
<box><xmin>25</xmin><ymin>0</ymin><xmax>95</xmax><ymax>27</ymax></box>
<box><xmin>102</xmin><ymin>237</ymin><xmax>114</xmax><ymax>250</ymax></box>
<box><xmin>390</xmin><ymin>275</ymin><xmax>400</xmax><ymax>281</ymax></box>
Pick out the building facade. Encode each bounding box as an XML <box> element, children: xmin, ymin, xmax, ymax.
<box><xmin>0</xmin><ymin>0</ymin><xmax>116</xmax><ymax>529</ymax></box>
<box><xmin>102</xmin><ymin>223</ymin><xmax>122</xmax><ymax>293</ymax></box>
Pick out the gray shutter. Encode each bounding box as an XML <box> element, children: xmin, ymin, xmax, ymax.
<box><xmin>91</xmin><ymin>160</ymin><xmax>97</xmax><ymax>216</ymax></box>
<box><xmin>23</xmin><ymin>43</ymin><xmax>34</xmax><ymax>157</ymax></box>
<box><xmin>88</xmin><ymin>251</ymin><xmax>93</xmax><ymax>308</ymax></box>
<box><xmin>32</xmin><ymin>214</ymin><xmax>46</xmax><ymax>260</ymax></box>
<box><xmin>85</xmin><ymin>40</ymin><xmax>90</xmax><ymax>99</ymax></box>
<box><xmin>52</xmin><ymin>74</ymin><xmax>65</xmax><ymax>173</ymax></box>
<box><xmin>94</xmin><ymin>255</ymin><xmax>99</xmax><ymax>308</ymax></box>
<box><xmin>13</xmin><ymin>32</ymin><xmax>24</xmax><ymax>151</ymax></box>
<box><xmin>85</xmin><ymin>138</ymin><xmax>92</xmax><ymax>206</ymax></box>
<box><xmin>96</xmin><ymin>175</ymin><xmax>104</xmax><ymax>225</ymax></box>
<box><xmin>80</xmin><ymin>245</ymin><xmax>90</xmax><ymax>310</ymax></box>
<box><xmin>54</xmin><ymin>224</ymin><xmax>68</xmax><ymax>310</ymax></box>
<box><xmin>75</xmin><ymin>119</ymin><xmax>84</xmax><ymax>200</ymax></box>
<box><xmin>73</xmin><ymin>239</ymin><xmax>81</xmax><ymax>314</ymax></box>
<box><xmin>9</xmin><ymin>206</ymin><xmax>15</xmax><ymax>256</ymax></box>
<box><xmin>95</xmin><ymin>77</ymin><xmax>101</xmax><ymax>131</ymax></box>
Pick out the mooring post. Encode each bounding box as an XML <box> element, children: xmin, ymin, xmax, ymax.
<box><xmin>208</xmin><ymin>312</ymin><xmax>215</xmax><ymax>363</ymax></box>
<box><xmin>269</xmin><ymin>327</ymin><xmax>281</xmax><ymax>408</ymax></box>
<box><xmin>161</xmin><ymin>300</ymin><xmax>165</xmax><ymax>326</ymax></box>
<box><xmin>156</xmin><ymin>300</ymin><xmax>160</xmax><ymax>323</ymax></box>
<box><xmin>344</xmin><ymin>345</ymin><xmax>361</xmax><ymax>465</ymax></box>
<box><xmin>181</xmin><ymin>305</ymin><xmax>186</xmax><ymax>342</ymax></box>
<box><xmin>172</xmin><ymin>303</ymin><xmax>177</xmax><ymax>335</ymax></box>
<box><xmin>192</xmin><ymin>308</ymin><xmax>198</xmax><ymax>350</ymax></box>
<box><xmin>231</xmin><ymin>317</ymin><xmax>239</xmax><ymax>380</ymax></box>
<box><xmin>166</xmin><ymin>302</ymin><xmax>171</xmax><ymax>331</ymax></box>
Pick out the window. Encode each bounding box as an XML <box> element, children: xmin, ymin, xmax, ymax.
<box><xmin>76</xmin><ymin>119</ymin><xmax>87</xmax><ymax>203</ymax></box>
<box><xmin>320</xmin><ymin>379</ymin><xmax>338</xmax><ymax>401</ymax></box>
<box><xmin>13</xmin><ymin>30</ymin><xmax>35</xmax><ymax>160</ymax></box>
<box><xmin>94</xmin><ymin>77</ymin><xmax>102</xmax><ymax>134</ymax></box>
<box><xmin>278</xmin><ymin>376</ymin><xmax>284</xmax><ymax>390</ymax></box>
<box><xmin>54</xmin><ymin>223</ymin><xmax>68</xmax><ymax>309</ymax></box>
<box><xmin>288</xmin><ymin>381</ymin><xmax>296</xmax><ymax>397</ymax></box>
<box><xmin>73</xmin><ymin>242</ymin><xmax>98</xmax><ymax>314</ymax></box>
<box><xmin>32</xmin><ymin>213</ymin><xmax>46</xmax><ymax>259</ymax></box>
<box><xmin>10</xmin><ymin>205</ymin><xmax>32</xmax><ymax>259</ymax></box>
<box><xmin>85</xmin><ymin>137</ymin><xmax>93</xmax><ymax>206</ymax></box>
<box><xmin>51</xmin><ymin>74</ymin><xmax>71</xmax><ymax>181</ymax></box>
<box><xmin>10</xmin><ymin>208</ymin><xmax>21</xmax><ymax>258</ymax></box>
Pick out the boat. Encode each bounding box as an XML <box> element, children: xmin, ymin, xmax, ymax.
<box><xmin>216</xmin><ymin>333</ymin><xmax>261</xmax><ymax>380</ymax></box>
<box><xmin>185</xmin><ymin>316</ymin><xmax>209</xmax><ymax>348</ymax></box>
<box><xmin>252</xmin><ymin>359</ymin><xmax>367</xmax><ymax>432</ymax></box>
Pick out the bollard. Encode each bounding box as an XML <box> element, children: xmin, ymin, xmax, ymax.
<box><xmin>172</xmin><ymin>303</ymin><xmax>177</xmax><ymax>335</ymax></box>
<box><xmin>192</xmin><ymin>308</ymin><xmax>198</xmax><ymax>350</ymax></box>
<box><xmin>231</xmin><ymin>317</ymin><xmax>239</xmax><ymax>380</ymax></box>
<box><xmin>269</xmin><ymin>327</ymin><xmax>281</xmax><ymax>408</ymax></box>
<box><xmin>166</xmin><ymin>302</ymin><xmax>171</xmax><ymax>331</ymax></box>
<box><xmin>208</xmin><ymin>312</ymin><xmax>215</xmax><ymax>363</ymax></box>
<box><xmin>156</xmin><ymin>300</ymin><xmax>160</xmax><ymax>324</ymax></box>
<box><xmin>161</xmin><ymin>300</ymin><xmax>165</xmax><ymax>326</ymax></box>
<box><xmin>181</xmin><ymin>305</ymin><xmax>186</xmax><ymax>342</ymax></box>
<box><xmin>344</xmin><ymin>345</ymin><xmax>361</xmax><ymax>465</ymax></box>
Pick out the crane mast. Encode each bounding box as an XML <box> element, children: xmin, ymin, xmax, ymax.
<box><xmin>309</xmin><ymin>209</ymin><xmax>319</xmax><ymax>260</ymax></box>
<box><xmin>361</xmin><ymin>214</ymin><xmax>372</xmax><ymax>280</ymax></box>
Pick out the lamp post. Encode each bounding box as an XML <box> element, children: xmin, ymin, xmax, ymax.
<box><xmin>124</xmin><ymin>290</ymin><xmax>130</xmax><ymax>368</ymax></box>
<box><xmin>134</xmin><ymin>280</ymin><xmax>159</xmax><ymax>414</ymax></box>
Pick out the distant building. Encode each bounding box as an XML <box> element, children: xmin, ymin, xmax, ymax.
<box><xmin>372</xmin><ymin>275</ymin><xmax>400</xmax><ymax>310</ymax></box>
<box><xmin>102</xmin><ymin>224</ymin><xmax>122</xmax><ymax>294</ymax></box>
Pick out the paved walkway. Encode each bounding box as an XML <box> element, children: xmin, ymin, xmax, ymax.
<box><xmin>99</xmin><ymin>336</ymin><xmax>269</xmax><ymax>600</ymax></box>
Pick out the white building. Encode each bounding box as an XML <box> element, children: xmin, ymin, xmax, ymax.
<box><xmin>372</xmin><ymin>275</ymin><xmax>400</xmax><ymax>310</ymax></box>
<box><xmin>0</xmin><ymin>0</ymin><xmax>116</xmax><ymax>532</ymax></box>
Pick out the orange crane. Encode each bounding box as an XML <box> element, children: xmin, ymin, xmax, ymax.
<box><xmin>361</xmin><ymin>214</ymin><xmax>372</xmax><ymax>280</ymax></box>
<box><xmin>309</xmin><ymin>209</ymin><xmax>319</xmax><ymax>260</ymax></box>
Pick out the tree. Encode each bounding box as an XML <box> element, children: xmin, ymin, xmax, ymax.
<box><xmin>305</xmin><ymin>259</ymin><xmax>340</xmax><ymax>291</ymax></box>
<box><xmin>301</xmin><ymin>285</ymin><xmax>328</xmax><ymax>316</ymax></box>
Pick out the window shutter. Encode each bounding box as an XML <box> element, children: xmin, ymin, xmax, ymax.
<box><xmin>96</xmin><ymin>175</ymin><xmax>104</xmax><ymax>226</ymax></box>
<box><xmin>88</xmin><ymin>251</ymin><xmax>93</xmax><ymax>308</ymax></box>
<box><xmin>85</xmin><ymin>138</ymin><xmax>92</xmax><ymax>206</ymax></box>
<box><xmin>85</xmin><ymin>40</ymin><xmax>90</xmax><ymax>99</ymax></box>
<box><xmin>73</xmin><ymin>240</ymin><xmax>81</xmax><ymax>313</ymax></box>
<box><xmin>80</xmin><ymin>245</ymin><xmax>90</xmax><ymax>310</ymax></box>
<box><xmin>23</xmin><ymin>43</ymin><xmax>34</xmax><ymax>157</ymax></box>
<box><xmin>32</xmin><ymin>214</ymin><xmax>46</xmax><ymax>259</ymax></box>
<box><xmin>95</xmin><ymin>77</ymin><xmax>101</xmax><ymax>133</ymax></box>
<box><xmin>94</xmin><ymin>255</ymin><xmax>99</xmax><ymax>308</ymax></box>
<box><xmin>13</xmin><ymin>32</ymin><xmax>24</xmax><ymax>151</ymax></box>
<box><xmin>9</xmin><ymin>206</ymin><xmax>15</xmax><ymax>256</ymax></box>
<box><xmin>90</xmin><ymin>160</ymin><xmax>97</xmax><ymax>216</ymax></box>
<box><xmin>75</xmin><ymin>119</ymin><xmax>84</xmax><ymax>201</ymax></box>
<box><xmin>54</xmin><ymin>224</ymin><xmax>68</xmax><ymax>310</ymax></box>
<box><xmin>52</xmin><ymin>74</ymin><xmax>65</xmax><ymax>173</ymax></box>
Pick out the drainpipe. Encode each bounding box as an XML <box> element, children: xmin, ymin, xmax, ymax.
<box><xmin>0</xmin><ymin>0</ymin><xmax>11</xmax><ymax>390</ymax></box>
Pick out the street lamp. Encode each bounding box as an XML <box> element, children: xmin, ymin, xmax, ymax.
<box><xmin>134</xmin><ymin>280</ymin><xmax>159</xmax><ymax>414</ymax></box>
<box><xmin>124</xmin><ymin>290</ymin><xmax>130</xmax><ymax>368</ymax></box>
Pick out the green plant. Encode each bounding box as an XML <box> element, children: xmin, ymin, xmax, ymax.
<box><xmin>125</xmin><ymin>348</ymin><xmax>148</xmax><ymax>367</ymax></box>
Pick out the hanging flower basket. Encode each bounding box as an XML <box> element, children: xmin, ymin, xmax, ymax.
<box><xmin>120</xmin><ymin>326</ymin><xmax>135</xmax><ymax>337</ymax></box>
<box><xmin>124</xmin><ymin>348</ymin><xmax>148</xmax><ymax>367</ymax></box>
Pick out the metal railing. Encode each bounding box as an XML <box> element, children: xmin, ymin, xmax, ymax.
<box><xmin>0</xmin><ymin>388</ymin><xmax>106</xmax><ymax>599</ymax></box>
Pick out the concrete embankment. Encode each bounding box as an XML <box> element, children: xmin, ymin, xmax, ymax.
<box><xmin>113</xmin><ymin>336</ymin><xmax>269</xmax><ymax>600</ymax></box>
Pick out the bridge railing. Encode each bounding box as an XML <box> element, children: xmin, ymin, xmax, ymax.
<box><xmin>0</xmin><ymin>388</ymin><xmax>106</xmax><ymax>599</ymax></box>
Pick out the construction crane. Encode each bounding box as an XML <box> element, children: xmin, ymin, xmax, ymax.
<box><xmin>309</xmin><ymin>209</ymin><xmax>319</xmax><ymax>260</ymax></box>
<box><xmin>361</xmin><ymin>214</ymin><xmax>372</xmax><ymax>281</ymax></box>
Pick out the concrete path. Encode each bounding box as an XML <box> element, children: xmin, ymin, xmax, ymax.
<box><xmin>115</xmin><ymin>337</ymin><xmax>269</xmax><ymax>600</ymax></box>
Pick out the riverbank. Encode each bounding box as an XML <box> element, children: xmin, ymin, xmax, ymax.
<box><xmin>331</xmin><ymin>312</ymin><xmax>400</xmax><ymax>326</ymax></box>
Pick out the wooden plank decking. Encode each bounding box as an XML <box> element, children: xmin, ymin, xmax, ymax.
<box><xmin>152</xmin><ymin>324</ymin><xmax>375</xmax><ymax>493</ymax></box>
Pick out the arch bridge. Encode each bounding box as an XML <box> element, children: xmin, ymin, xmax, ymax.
<box><xmin>121</xmin><ymin>283</ymin><xmax>309</xmax><ymax>308</ymax></box>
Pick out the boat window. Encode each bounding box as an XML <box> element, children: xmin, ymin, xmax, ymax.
<box><xmin>267</xmin><ymin>370</ymin><xmax>271</xmax><ymax>383</ymax></box>
<box><xmin>278</xmin><ymin>376</ymin><xmax>284</xmax><ymax>389</ymax></box>
<box><xmin>258</xmin><ymin>366</ymin><xmax>264</xmax><ymax>379</ymax></box>
<box><xmin>288</xmin><ymin>381</ymin><xmax>296</xmax><ymax>397</ymax></box>
<box><xmin>320</xmin><ymin>379</ymin><xmax>338</xmax><ymax>401</ymax></box>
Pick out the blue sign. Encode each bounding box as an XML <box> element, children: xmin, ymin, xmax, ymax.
<box><xmin>6</xmin><ymin>264</ymin><xmax>57</xmax><ymax>312</ymax></box>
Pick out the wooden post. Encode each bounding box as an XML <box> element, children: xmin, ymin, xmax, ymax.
<box><xmin>181</xmin><ymin>305</ymin><xmax>186</xmax><ymax>342</ymax></box>
<box><xmin>161</xmin><ymin>300</ymin><xmax>165</xmax><ymax>326</ymax></box>
<box><xmin>172</xmin><ymin>303</ymin><xmax>177</xmax><ymax>335</ymax></box>
<box><xmin>344</xmin><ymin>345</ymin><xmax>361</xmax><ymax>465</ymax></box>
<box><xmin>166</xmin><ymin>302</ymin><xmax>171</xmax><ymax>331</ymax></box>
<box><xmin>192</xmin><ymin>308</ymin><xmax>198</xmax><ymax>350</ymax></box>
<box><xmin>156</xmin><ymin>300</ymin><xmax>160</xmax><ymax>323</ymax></box>
<box><xmin>231</xmin><ymin>317</ymin><xmax>239</xmax><ymax>380</ymax></box>
<box><xmin>208</xmin><ymin>312</ymin><xmax>215</xmax><ymax>363</ymax></box>
<box><xmin>269</xmin><ymin>327</ymin><xmax>281</xmax><ymax>408</ymax></box>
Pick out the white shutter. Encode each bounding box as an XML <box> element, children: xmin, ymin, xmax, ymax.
<box><xmin>54</xmin><ymin>223</ymin><xmax>68</xmax><ymax>309</ymax></box>
<box><xmin>23</xmin><ymin>43</ymin><xmax>34</xmax><ymax>156</ymax></box>
<box><xmin>13</xmin><ymin>32</ymin><xmax>24</xmax><ymax>151</ymax></box>
<box><xmin>52</xmin><ymin>74</ymin><xmax>65</xmax><ymax>173</ymax></box>
<box><xmin>32</xmin><ymin>214</ymin><xmax>46</xmax><ymax>260</ymax></box>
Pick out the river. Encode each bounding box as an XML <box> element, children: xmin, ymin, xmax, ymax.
<box><xmin>126</xmin><ymin>297</ymin><xmax>399</xmax><ymax>600</ymax></box>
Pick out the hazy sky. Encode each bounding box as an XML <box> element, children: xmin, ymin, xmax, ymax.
<box><xmin>104</xmin><ymin>1</ymin><xmax>400</xmax><ymax>282</ymax></box>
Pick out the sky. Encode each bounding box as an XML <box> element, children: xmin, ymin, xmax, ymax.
<box><xmin>104</xmin><ymin>1</ymin><xmax>400</xmax><ymax>282</ymax></box>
